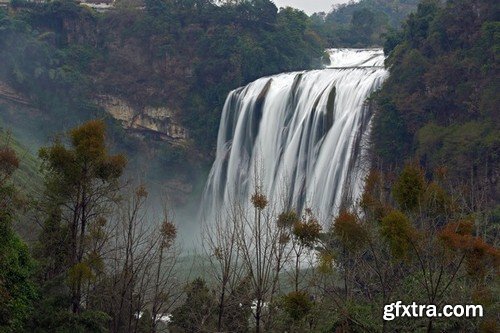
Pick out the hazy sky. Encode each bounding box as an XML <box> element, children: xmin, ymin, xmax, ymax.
<box><xmin>273</xmin><ymin>0</ymin><xmax>353</xmax><ymax>15</ymax></box>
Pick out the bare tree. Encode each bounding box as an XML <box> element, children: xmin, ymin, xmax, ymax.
<box><xmin>234</xmin><ymin>184</ymin><xmax>292</xmax><ymax>333</ymax></box>
<box><xmin>149</xmin><ymin>206</ymin><xmax>180</xmax><ymax>333</ymax></box>
<box><xmin>203</xmin><ymin>202</ymin><xmax>248</xmax><ymax>332</ymax></box>
<box><xmin>88</xmin><ymin>185</ymin><xmax>181</xmax><ymax>333</ymax></box>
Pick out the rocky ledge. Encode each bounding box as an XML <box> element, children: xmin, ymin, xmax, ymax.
<box><xmin>97</xmin><ymin>95</ymin><xmax>189</xmax><ymax>143</ymax></box>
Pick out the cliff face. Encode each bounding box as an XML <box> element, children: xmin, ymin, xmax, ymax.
<box><xmin>94</xmin><ymin>92</ymin><xmax>197</xmax><ymax>206</ymax></box>
<box><xmin>97</xmin><ymin>95</ymin><xmax>189</xmax><ymax>143</ymax></box>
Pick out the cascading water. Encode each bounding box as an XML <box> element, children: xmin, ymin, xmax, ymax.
<box><xmin>201</xmin><ymin>48</ymin><xmax>388</xmax><ymax>223</ymax></box>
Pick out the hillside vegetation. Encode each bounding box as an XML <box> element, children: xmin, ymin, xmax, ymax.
<box><xmin>373</xmin><ymin>0</ymin><xmax>499</xmax><ymax>211</ymax></box>
<box><xmin>310</xmin><ymin>0</ymin><xmax>419</xmax><ymax>47</ymax></box>
<box><xmin>0</xmin><ymin>129</ymin><xmax>42</xmax><ymax>194</ymax></box>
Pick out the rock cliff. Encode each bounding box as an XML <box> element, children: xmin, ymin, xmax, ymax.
<box><xmin>97</xmin><ymin>95</ymin><xmax>189</xmax><ymax>143</ymax></box>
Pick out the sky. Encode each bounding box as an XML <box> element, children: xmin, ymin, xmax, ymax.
<box><xmin>273</xmin><ymin>0</ymin><xmax>353</xmax><ymax>15</ymax></box>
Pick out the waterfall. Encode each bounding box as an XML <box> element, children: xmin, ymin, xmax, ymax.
<box><xmin>201</xmin><ymin>48</ymin><xmax>388</xmax><ymax>224</ymax></box>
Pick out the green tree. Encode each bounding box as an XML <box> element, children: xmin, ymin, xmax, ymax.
<box><xmin>392</xmin><ymin>164</ymin><xmax>426</xmax><ymax>212</ymax></box>
<box><xmin>282</xmin><ymin>291</ymin><xmax>312</xmax><ymax>322</ymax></box>
<box><xmin>171</xmin><ymin>278</ymin><xmax>217</xmax><ymax>332</ymax></box>
<box><xmin>38</xmin><ymin>120</ymin><xmax>126</xmax><ymax>314</ymax></box>
<box><xmin>0</xmin><ymin>144</ymin><xmax>36</xmax><ymax>332</ymax></box>
<box><xmin>379</xmin><ymin>210</ymin><xmax>415</xmax><ymax>260</ymax></box>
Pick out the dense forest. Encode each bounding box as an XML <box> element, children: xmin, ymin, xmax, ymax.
<box><xmin>310</xmin><ymin>0</ymin><xmax>420</xmax><ymax>47</ymax></box>
<box><xmin>0</xmin><ymin>0</ymin><xmax>499</xmax><ymax>332</ymax></box>
<box><xmin>373</xmin><ymin>0</ymin><xmax>499</xmax><ymax>214</ymax></box>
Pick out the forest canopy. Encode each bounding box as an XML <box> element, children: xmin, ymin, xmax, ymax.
<box><xmin>372</xmin><ymin>0</ymin><xmax>499</xmax><ymax>208</ymax></box>
<box><xmin>310</xmin><ymin>0</ymin><xmax>420</xmax><ymax>47</ymax></box>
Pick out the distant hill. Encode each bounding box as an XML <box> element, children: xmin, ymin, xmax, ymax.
<box><xmin>310</xmin><ymin>0</ymin><xmax>420</xmax><ymax>47</ymax></box>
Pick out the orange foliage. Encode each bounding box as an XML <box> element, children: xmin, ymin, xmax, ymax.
<box><xmin>135</xmin><ymin>184</ymin><xmax>148</xmax><ymax>198</ymax></box>
<box><xmin>292</xmin><ymin>212</ymin><xmax>321</xmax><ymax>247</ymax></box>
<box><xmin>251</xmin><ymin>192</ymin><xmax>268</xmax><ymax>210</ymax></box>
<box><xmin>360</xmin><ymin>169</ymin><xmax>389</xmax><ymax>220</ymax></box>
<box><xmin>471</xmin><ymin>286</ymin><xmax>494</xmax><ymax>307</ymax></box>
<box><xmin>333</xmin><ymin>210</ymin><xmax>368</xmax><ymax>251</ymax></box>
<box><xmin>277</xmin><ymin>210</ymin><xmax>300</xmax><ymax>228</ymax></box>
<box><xmin>161</xmin><ymin>219</ymin><xmax>177</xmax><ymax>249</ymax></box>
<box><xmin>0</xmin><ymin>147</ymin><xmax>19</xmax><ymax>184</ymax></box>
<box><xmin>433</xmin><ymin>166</ymin><xmax>448</xmax><ymax>181</ymax></box>
<box><xmin>364</xmin><ymin>169</ymin><xmax>382</xmax><ymax>195</ymax></box>
<box><xmin>439</xmin><ymin>221</ymin><xmax>499</xmax><ymax>277</ymax></box>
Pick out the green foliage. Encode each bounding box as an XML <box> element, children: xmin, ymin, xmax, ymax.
<box><xmin>417</xmin><ymin>122</ymin><xmax>500</xmax><ymax>181</ymax></box>
<box><xmin>171</xmin><ymin>278</ymin><xmax>217</xmax><ymax>332</ymax></box>
<box><xmin>158</xmin><ymin>144</ymin><xmax>188</xmax><ymax>167</ymax></box>
<box><xmin>322</xmin><ymin>164</ymin><xmax>499</xmax><ymax>331</ymax></box>
<box><xmin>292</xmin><ymin>210</ymin><xmax>322</xmax><ymax>247</ymax></box>
<box><xmin>28</xmin><ymin>306</ymin><xmax>111</xmax><ymax>333</ymax></box>
<box><xmin>37</xmin><ymin>120</ymin><xmax>126</xmax><ymax>317</ymax></box>
<box><xmin>373</xmin><ymin>0</ymin><xmax>500</xmax><ymax>208</ymax></box>
<box><xmin>423</xmin><ymin>181</ymin><xmax>451</xmax><ymax>216</ymax></box>
<box><xmin>282</xmin><ymin>291</ymin><xmax>312</xmax><ymax>321</ymax></box>
<box><xmin>158</xmin><ymin>1</ymin><xmax>324</xmax><ymax>150</ymax></box>
<box><xmin>1</xmin><ymin>2</ymin><xmax>498</xmax><ymax>332</ymax></box>
<box><xmin>0</xmin><ymin>227</ymin><xmax>36</xmax><ymax>332</ymax></box>
<box><xmin>332</xmin><ymin>210</ymin><xmax>368</xmax><ymax>251</ymax></box>
<box><xmin>67</xmin><ymin>262</ymin><xmax>95</xmax><ymax>286</ymax></box>
<box><xmin>392</xmin><ymin>164</ymin><xmax>426</xmax><ymax>211</ymax></box>
<box><xmin>33</xmin><ymin>208</ymin><xmax>69</xmax><ymax>282</ymax></box>
<box><xmin>379</xmin><ymin>210</ymin><xmax>415</xmax><ymax>259</ymax></box>
<box><xmin>310</xmin><ymin>0</ymin><xmax>419</xmax><ymax>47</ymax></box>
<box><xmin>370</xmin><ymin>95</ymin><xmax>411</xmax><ymax>164</ymax></box>
<box><xmin>0</xmin><ymin>2</ymin><xmax>98</xmax><ymax>128</ymax></box>
<box><xmin>39</xmin><ymin>120</ymin><xmax>126</xmax><ymax>192</ymax></box>
<box><xmin>219</xmin><ymin>277</ymin><xmax>252</xmax><ymax>333</ymax></box>
<box><xmin>0</xmin><ymin>145</ymin><xmax>36</xmax><ymax>333</ymax></box>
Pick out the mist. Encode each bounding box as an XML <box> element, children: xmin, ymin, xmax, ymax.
<box><xmin>273</xmin><ymin>0</ymin><xmax>355</xmax><ymax>14</ymax></box>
